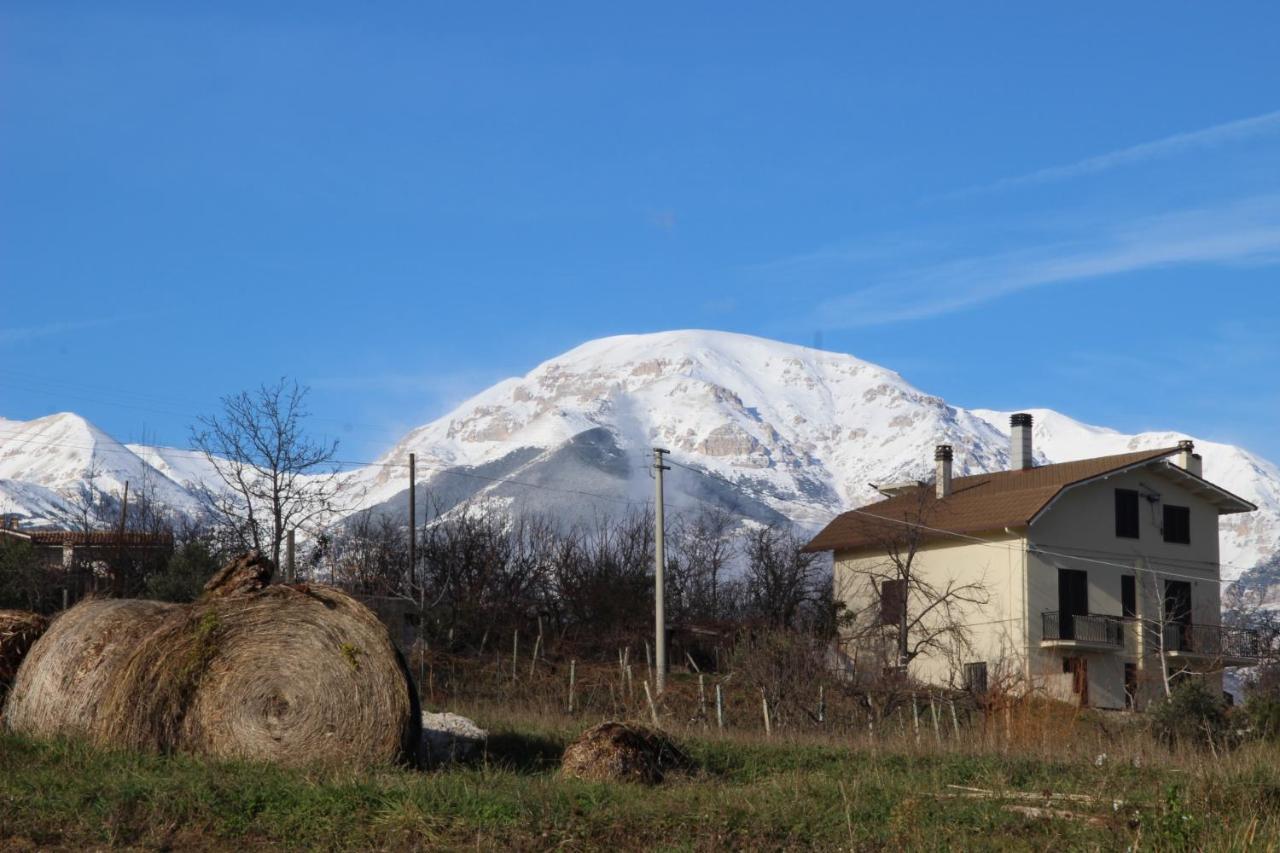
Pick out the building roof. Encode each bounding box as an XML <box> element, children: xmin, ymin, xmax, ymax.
<box><xmin>0</xmin><ymin>528</ymin><xmax>174</xmax><ymax>547</ymax></box>
<box><xmin>803</xmin><ymin>447</ymin><xmax>1256</xmax><ymax>554</ymax></box>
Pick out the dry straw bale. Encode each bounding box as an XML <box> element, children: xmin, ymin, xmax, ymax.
<box><xmin>3</xmin><ymin>599</ymin><xmax>177</xmax><ymax>737</ymax></box>
<box><xmin>0</xmin><ymin>610</ymin><xmax>50</xmax><ymax>691</ymax></box>
<box><xmin>96</xmin><ymin>580</ymin><xmax>420</xmax><ymax>767</ymax></box>
<box><xmin>561</xmin><ymin>721</ymin><xmax>691</xmax><ymax>784</ymax></box>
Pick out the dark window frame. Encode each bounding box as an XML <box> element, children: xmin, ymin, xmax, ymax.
<box><xmin>1121</xmin><ymin>574</ymin><xmax>1136</xmax><ymax>619</ymax></box>
<box><xmin>1163</xmin><ymin>504</ymin><xmax>1191</xmax><ymax>545</ymax></box>
<box><xmin>1115</xmin><ymin>489</ymin><xmax>1140</xmax><ymax>539</ymax></box>
<box><xmin>879</xmin><ymin>578</ymin><xmax>906</xmax><ymax>626</ymax></box>
<box><xmin>963</xmin><ymin>661</ymin><xmax>988</xmax><ymax>694</ymax></box>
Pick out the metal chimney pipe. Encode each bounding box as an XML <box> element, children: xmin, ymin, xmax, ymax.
<box><xmin>935</xmin><ymin>444</ymin><xmax>953</xmax><ymax>499</ymax></box>
<box><xmin>1010</xmin><ymin>413</ymin><xmax>1034</xmax><ymax>470</ymax></box>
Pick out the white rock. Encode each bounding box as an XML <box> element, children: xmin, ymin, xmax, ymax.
<box><xmin>420</xmin><ymin>711</ymin><xmax>487</xmax><ymax>767</ymax></box>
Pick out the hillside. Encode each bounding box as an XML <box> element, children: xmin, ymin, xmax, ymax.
<box><xmin>2</xmin><ymin>331</ymin><xmax>1277</xmax><ymax>578</ymax></box>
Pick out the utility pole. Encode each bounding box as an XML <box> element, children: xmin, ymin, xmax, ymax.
<box><xmin>408</xmin><ymin>452</ymin><xmax>417</xmax><ymax>599</ymax></box>
<box><xmin>653</xmin><ymin>447</ymin><xmax>670</xmax><ymax>693</ymax></box>
<box><xmin>286</xmin><ymin>529</ymin><xmax>296</xmax><ymax>582</ymax></box>
<box><xmin>113</xmin><ymin>481</ymin><xmax>129</xmax><ymax>596</ymax></box>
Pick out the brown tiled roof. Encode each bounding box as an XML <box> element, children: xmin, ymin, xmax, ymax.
<box><xmin>0</xmin><ymin>529</ymin><xmax>174</xmax><ymax>547</ymax></box>
<box><xmin>803</xmin><ymin>447</ymin><xmax>1182</xmax><ymax>553</ymax></box>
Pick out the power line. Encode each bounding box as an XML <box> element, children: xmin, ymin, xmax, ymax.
<box><xmin>1</xmin><ymin>425</ymin><xmax>1272</xmax><ymax>577</ymax></box>
<box><xmin>836</xmin><ymin>505</ymin><xmax>1253</xmax><ymax>588</ymax></box>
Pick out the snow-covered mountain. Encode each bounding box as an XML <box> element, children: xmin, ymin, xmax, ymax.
<box><xmin>344</xmin><ymin>331</ymin><xmax>1280</xmax><ymax>580</ymax></box>
<box><xmin>3</xmin><ymin>330</ymin><xmax>1278</xmax><ymax>580</ymax></box>
<box><xmin>0</xmin><ymin>412</ymin><xmax>215</xmax><ymax>525</ymax></box>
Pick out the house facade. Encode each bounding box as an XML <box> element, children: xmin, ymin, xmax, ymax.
<box><xmin>805</xmin><ymin>413</ymin><xmax>1258</xmax><ymax>710</ymax></box>
<box><xmin>0</xmin><ymin>518</ymin><xmax>174</xmax><ymax>600</ymax></box>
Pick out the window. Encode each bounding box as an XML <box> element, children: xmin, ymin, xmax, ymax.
<box><xmin>1121</xmin><ymin>575</ymin><xmax>1136</xmax><ymax>619</ymax></box>
<box><xmin>1115</xmin><ymin>489</ymin><xmax>1140</xmax><ymax>539</ymax></box>
<box><xmin>879</xmin><ymin>579</ymin><xmax>906</xmax><ymax>626</ymax></box>
<box><xmin>963</xmin><ymin>661</ymin><xmax>988</xmax><ymax>694</ymax></box>
<box><xmin>1163</xmin><ymin>505</ymin><xmax>1190</xmax><ymax>544</ymax></box>
<box><xmin>1164</xmin><ymin>580</ymin><xmax>1192</xmax><ymax>625</ymax></box>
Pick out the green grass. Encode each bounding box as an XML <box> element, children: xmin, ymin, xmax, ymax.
<box><xmin>4</xmin><ymin>715</ymin><xmax>1280</xmax><ymax>851</ymax></box>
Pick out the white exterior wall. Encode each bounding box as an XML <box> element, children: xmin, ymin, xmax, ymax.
<box><xmin>832</xmin><ymin>463</ymin><xmax>1230</xmax><ymax>711</ymax></box>
<box><xmin>1027</xmin><ymin>466</ymin><xmax>1224</xmax><ymax>709</ymax></box>
<box><xmin>833</xmin><ymin>531</ymin><xmax>1027</xmax><ymax>688</ymax></box>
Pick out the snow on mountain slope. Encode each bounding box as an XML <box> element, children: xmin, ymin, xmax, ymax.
<box><xmin>0</xmin><ymin>413</ymin><xmax>204</xmax><ymax>525</ymax></box>
<box><xmin>347</xmin><ymin>330</ymin><xmax>1015</xmax><ymax>529</ymax></box>
<box><xmin>124</xmin><ymin>443</ymin><xmax>223</xmax><ymax>493</ymax></box>
<box><xmin>344</xmin><ymin>330</ymin><xmax>1280</xmax><ymax>579</ymax></box>
<box><xmin>3</xmin><ymin>331</ymin><xmax>1278</xmax><ymax>581</ymax></box>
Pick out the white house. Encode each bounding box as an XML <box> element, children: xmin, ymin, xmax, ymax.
<box><xmin>804</xmin><ymin>413</ymin><xmax>1258</xmax><ymax>710</ymax></box>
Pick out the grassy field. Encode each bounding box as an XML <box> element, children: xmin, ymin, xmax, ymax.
<box><xmin>4</xmin><ymin>705</ymin><xmax>1280</xmax><ymax>851</ymax></box>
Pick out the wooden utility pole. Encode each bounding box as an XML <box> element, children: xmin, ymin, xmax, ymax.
<box><xmin>286</xmin><ymin>529</ymin><xmax>296</xmax><ymax>582</ymax></box>
<box><xmin>408</xmin><ymin>452</ymin><xmax>417</xmax><ymax>597</ymax></box>
<box><xmin>113</xmin><ymin>481</ymin><xmax>129</xmax><ymax>596</ymax></box>
<box><xmin>652</xmin><ymin>447</ymin><xmax>670</xmax><ymax>693</ymax></box>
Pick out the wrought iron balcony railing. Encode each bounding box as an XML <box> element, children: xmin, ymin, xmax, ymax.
<box><xmin>1161</xmin><ymin>622</ymin><xmax>1261</xmax><ymax>660</ymax></box>
<box><xmin>1042</xmin><ymin>611</ymin><xmax>1124</xmax><ymax>647</ymax></box>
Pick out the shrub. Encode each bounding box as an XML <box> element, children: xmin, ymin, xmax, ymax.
<box><xmin>1149</xmin><ymin>678</ymin><xmax>1229</xmax><ymax>749</ymax></box>
<box><xmin>1246</xmin><ymin>695</ymin><xmax>1280</xmax><ymax>741</ymax></box>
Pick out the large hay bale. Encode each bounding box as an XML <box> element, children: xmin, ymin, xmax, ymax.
<box><xmin>0</xmin><ymin>610</ymin><xmax>49</xmax><ymax>692</ymax></box>
<box><xmin>3</xmin><ymin>599</ymin><xmax>177</xmax><ymax>738</ymax></box>
<box><xmin>561</xmin><ymin>721</ymin><xmax>691</xmax><ymax>784</ymax></box>
<box><xmin>96</xmin><ymin>583</ymin><xmax>420</xmax><ymax>767</ymax></box>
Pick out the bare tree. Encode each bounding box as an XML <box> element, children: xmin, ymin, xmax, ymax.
<box><xmin>666</xmin><ymin>505</ymin><xmax>736</xmax><ymax>622</ymax></box>
<box><xmin>740</xmin><ymin>524</ymin><xmax>823</xmax><ymax>630</ymax></box>
<box><xmin>67</xmin><ymin>458</ymin><xmax>109</xmax><ymax>533</ymax></box>
<box><xmin>192</xmin><ymin>378</ymin><xmax>345</xmax><ymax>568</ymax></box>
<box><xmin>842</xmin><ymin>488</ymin><xmax>990</xmax><ymax>673</ymax></box>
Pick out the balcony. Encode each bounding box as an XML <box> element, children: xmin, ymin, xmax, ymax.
<box><xmin>1162</xmin><ymin>622</ymin><xmax>1261</xmax><ymax>666</ymax></box>
<box><xmin>1041</xmin><ymin>611</ymin><xmax>1124</xmax><ymax>651</ymax></box>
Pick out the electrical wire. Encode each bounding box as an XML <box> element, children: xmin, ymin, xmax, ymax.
<box><xmin>0</xmin><ymin>422</ymin><xmax>1274</xmax><ymax>580</ymax></box>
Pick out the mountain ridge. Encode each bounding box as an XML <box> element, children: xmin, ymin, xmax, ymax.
<box><xmin>2</xmin><ymin>330</ymin><xmax>1277</xmax><ymax>580</ymax></box>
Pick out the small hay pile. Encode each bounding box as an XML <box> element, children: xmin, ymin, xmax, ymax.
<box><xmin>0</xmin><ymin>610</ymin><xmax>49</xmax><ymax>695</ymax></box>
<box><xmin>5</xmin><ymin>553</ymin><xmax>420</xmax><ymax>768</ymax></box>
<box><xmin>3</xmin><ymin>599</ymin><xmax>177</xmax><ymax>737</ymax></box>
<box><xmin>560</xmin><ymin>721</ymin><xmax>691</xmax><ymax>784</ymax></box>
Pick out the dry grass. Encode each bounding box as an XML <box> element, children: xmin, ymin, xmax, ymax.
<box><xmin>560</xmin><ymin>720</ymin><xmax>691</xmax><ymax>784</ymax></box>
<box><xmin>0</xmin><ymin>610</ymin><xmax>48</xmax><ymax>689</ymax></box>
<box><xmin>94</xmin><ymin>583</ymin><xmax>420</xmax><ymax>767</ymax></box>
<box><xmin>3</xmin><ymin>598</ymin><xmax>177</xmax><ymax>738</ymax></box>
<box><xmin>7</xmin><ymin>554</ymin><xmax>420</xmax><ymax>768</ymax></box>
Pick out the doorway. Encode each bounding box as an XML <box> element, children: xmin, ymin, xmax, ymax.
<box><xmin>1058</xmin><ymin>569</ymin><xmax>1089</xmax><ymax>640</ymax></box>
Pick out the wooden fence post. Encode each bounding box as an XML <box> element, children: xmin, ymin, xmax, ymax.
<box><xmin>568</xmin><ymin>659</ymin><xmax>576</xmax><ymax>713</ymax></box>
<box><xmin>643</xmin><ymin>681</ymin><xmax>660</xmax><ymax>727</ymax></box>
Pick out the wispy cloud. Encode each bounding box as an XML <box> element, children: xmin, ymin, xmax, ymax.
<box><xmin>816</xmin><ymin>194</ymin><xmax>1280</xmax><ymax>327</ymax></box>
<box><xmin>952</xmin><ymin>108</ymin><xmax>1280</xmax><ymax>197</ymax></box>
<box><xmin>0</xmin><ymin>318</ymin><xmax>118</xmax><ymax>347</ymax></box>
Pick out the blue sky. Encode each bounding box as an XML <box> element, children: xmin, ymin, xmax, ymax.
<box><xmin>2</xmin><ymin>2</ymin><xmax>1278</xmax><ymax>462</ymax></box>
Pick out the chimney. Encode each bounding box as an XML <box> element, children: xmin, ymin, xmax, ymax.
<box><xmin>1176</xmin><ymin>440</ymin><xmax>1202</xmax><ymax>477</ymax></box>
<box><xmin>1010</xmin><ymin>413</ymin><xmax>1034</xmax><ymax>470</ymax></box>
<box><xmin>935</xmin><ymin>444</ymin><xmax>953</xmax><ymax>498</ymax></box>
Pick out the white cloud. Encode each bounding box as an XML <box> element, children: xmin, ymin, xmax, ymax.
<box><xmin>0</xmin><ymin>318</ymin><xmax>115</xmax><ymax>347</ymax></box>
<box><xmin>954</xmin><ymin>108</ymin><xmax>1280</xmax><ymax>196</ymax></box>
<box><xmin>817</xmin><ymin>195</ymin><xmax>1280</xmax><ymax>326</ymax></box>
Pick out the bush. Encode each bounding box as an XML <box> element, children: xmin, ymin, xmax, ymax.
<box><xmin>1246</xmin><ymin>696</ymin><xmax>1280</xmax><ymax>741</ymax></box>
<box><xmin>144</xmin><ymin>541</ymin><xmax>221</xmax><ymax>602</ymax></box>
<box><xmin>1149</xmin><ymin>678</ymin><xmax>1229</xmax><ymax>749</ymax></box>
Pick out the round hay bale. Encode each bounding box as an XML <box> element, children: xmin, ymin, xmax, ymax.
<box><xmin>0</xmin><ymin>610</ymin><xmax>49</xmax><ymax>691</ymax></box>
<box><xmin>561</xmin><ymin>721</ymin><xmax>691</xmax><ymax>784</ymax></box>
<box><xmin>97</xmin><ymin>583</ymin><xmax>420</xmax><ymax>767</ymax></box>
<box><xmin>3</xmin><ymin>598</ymin><xmax>177</xmax><ymax>738</ymax></box>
